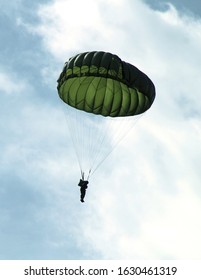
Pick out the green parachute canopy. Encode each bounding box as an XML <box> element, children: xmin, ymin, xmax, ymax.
<box><xmin>57</xmin><ymin>51</ymin><xmax>155</xmax><ymax>117</ymax></box>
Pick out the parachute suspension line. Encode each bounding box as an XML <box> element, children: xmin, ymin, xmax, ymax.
<box><xmin>74</xmin><ymin>102</ymin><xmax>89</xmax><ymax>177</ymax></box>
<box><xmin>64</xmin><ymin>100</ymin><xmax>105</xmax><ymax>179</ymax></box>
<box><xmin>63</xmin><ymin>102</ymin><xmax>84</xmax><ymax>176</ymax></box>
<box><xmin>88</xmin><ymin>92</ymin><xmax>144</xmax><ymax>166</ymax></box>
<box><xmin>87</xmin><ymin>77</ymin><xmax>118</xmax><ymax>174</ymax></box>
<box><xmin>86</xmin><ymin>169</ymin><xmax>91</xmax><ymax>180</ymax></box>
<box><xmin>60</xmin><ymin>99</ymin><xmax>82</xmax><ymax>174</ymax></box>
<box><xmin>66</xmin><ymin>76</ymin><xmax>94</xmax><ymax>177</ymax></box>
<box><xmin>88</xmin><ymin>78</ymin><xmax>112</xmax><ymax>172</ymax></box>
<box><xmin>88</xmin><ymin>116</ymin><xmax>108</xmax><ymax>173</ymax></box>
<box><xmin>90</xmin><ymin>113</ymin><xmax>144</xmax><ymax>177</ymax></box>
<box><xmin>75</xmin><ymin>104</ymin><xmax>84</xmax><ymax>172</ymax></box>
<box><xmin>86</xmin><ymin>78</ymin><xmax>107</xmax><ymax>172</ymax></box>
<box><xmin>57</xmin><ymin>51</ymin><xmax>156</xmax><ymax>181</ymax></box>
<box><xmin>62</xmin><ymin>93</ymin><xmax>146</xmax><ymax>180</ymax></box>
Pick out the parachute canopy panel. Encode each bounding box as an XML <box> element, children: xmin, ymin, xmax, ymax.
<box><xmin>57</xmin><ymin>51</ymin><xmax>156</xmax><ymax>117</ymax></box>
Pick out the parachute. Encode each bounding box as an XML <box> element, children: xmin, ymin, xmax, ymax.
<box><xmin>57</xmin><ymin>51</ymin><xmax>155</xmax><ymax>179</ymax></box>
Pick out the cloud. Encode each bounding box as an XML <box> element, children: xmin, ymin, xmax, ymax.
<box><xmin>2</xmin><ymin>0</ymin><xmax>201</xmax><ymax>259</ymax></box>
<box><xmin>0</xmin><ymin>71</ymin><xmax>27</xmax><ymax>95</ymax></box>
<box><xmin>28</xmin><ymin>0</ymin><xmax>142</xmax><ymax>60</ymax></box>
<box><xmin>27</xmin><ymin>0</ymin><xmax>201</xmax><ymax>259</ymax></box>
<box><xmin>84</xmin><ymin>183</ymin><xmax>201</xmax><ymax>259</ymax></box>
<box><xmin>31</xmin><ymin>0</ymin><xmax>109</xmax><ymax>59</ymax></box>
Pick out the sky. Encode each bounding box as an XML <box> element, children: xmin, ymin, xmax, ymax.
<box><xmin>0</xmin><ymin>0</ymin><xmax>201</xmax><ymax>260</ymax></box>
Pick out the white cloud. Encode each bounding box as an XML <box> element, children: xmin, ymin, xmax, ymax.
<box><xmin>29</xmin><ymin>0</ymin><xmax>155</xmax><ymax>61</ymax></box>
<box><xmin>0</xmin><ymin>71</ymin><xmax>27</xmax><ymax>95</ymax></box>
<box><xmin>33</xmin><ymin>0</ymin><xmax>114</xmax><ymax>60</ymax></box>
<box><xmin>17</xmin><ymin>0</ymin><xmax>201</xmax><ymax>259</ymax></box>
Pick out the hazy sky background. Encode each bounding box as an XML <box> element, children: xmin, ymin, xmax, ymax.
<box><xmin>0</xmin><ymin>0</ymin><xmax>201</xmax><ymax>260</ymax></box>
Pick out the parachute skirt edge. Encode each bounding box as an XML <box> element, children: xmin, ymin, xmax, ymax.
<box><xmin>58</xmin><ymin>76</ymin><xmax>150</xmax><ymax>117</ymax></box>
